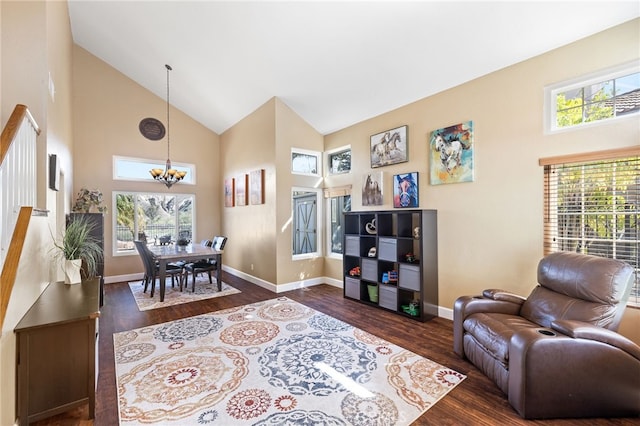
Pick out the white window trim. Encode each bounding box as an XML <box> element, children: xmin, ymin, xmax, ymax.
<box><xmin>324</xmin><ymin>185</ymin><xmax>352</xmax><ymax>259</ymax></box>
<box><xmin>112</xmin><ymin>190</ymin><xmax>197</xmax><ymax>257</ymax></box>
<box><xmin>291</xmin><ymin>187</ymin><xmax>323</xmax><ymax>260</ymax></box>
<box><xmin>113</xmin><ymin>155</ymin><xmax>196</xmax><ymax>184</ymax></box>
<box><xmin>291</xmin><ymin>148</ymin><xmax>322</xmax><ymax>176</ymax></box>
<box><xmin>325</xmin><ymin>145</ymin><xmax>352</xmax><ymax>175</ymax></box>
<box><xmin>544</xmin><ymin>59</ymin><xmax>640</xmax><ymax>135</ymax></box>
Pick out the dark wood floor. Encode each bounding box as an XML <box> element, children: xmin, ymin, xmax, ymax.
<box><xmin>34</xmin><ymin>272</ymin><xmax>638</xmax><ymax>425</ymax></box>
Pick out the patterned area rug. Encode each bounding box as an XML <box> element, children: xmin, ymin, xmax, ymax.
<box><xmin>127</xmin><ymin>277</ymin><xmax>240</xmax><ymax>311</ymax></box>
<box><xmin>114</xmin><ymin>297</ymin><xmax>465</xmax><ymax>425</ymax></box>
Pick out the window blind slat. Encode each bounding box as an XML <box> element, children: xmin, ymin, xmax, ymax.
<box><xmin>544</xmin><ymin>155</ymin><xmax>639</xmax><ymax>306</ymax></box>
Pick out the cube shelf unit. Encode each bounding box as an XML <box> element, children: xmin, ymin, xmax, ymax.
<box><xmin>343</xmin><ymin>209</ymin><xmax>438</xmax><ymax>321</ymax></box>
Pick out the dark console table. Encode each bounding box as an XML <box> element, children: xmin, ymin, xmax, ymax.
<box><xmin>14</xmin><ymin>278</ymin><xmax>100</xmax><ymax>425</ymax></box>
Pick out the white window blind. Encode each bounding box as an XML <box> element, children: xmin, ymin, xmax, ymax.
<box><xmin>542</xmin><ymin>151</ymin><xmax>639</xmax><ymax>306</ymax></box>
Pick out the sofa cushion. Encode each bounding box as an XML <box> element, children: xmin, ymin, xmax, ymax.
<box><xmin>463</xmin><ymin>312</ymin><xmax>539</xmax><ymax>363</ymax></box>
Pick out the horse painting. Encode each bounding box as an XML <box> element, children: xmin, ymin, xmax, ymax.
<box><xmin>430</xmin><ymin>121</ymin><xmax>474</xmax><ymax>185</ymax></box>
<box><xmin>362</xmin><ymin>173</ymin><xmax>383</xmax><ymax>206</ymax></box>
<box><xmin>370</xmin><ymin>125</ymin><xmax>408</xmax><ymax>168</ymax></box>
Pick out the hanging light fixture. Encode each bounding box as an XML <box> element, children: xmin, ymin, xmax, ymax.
<box><xmin>149</xmin><ymin>64</ymin><xmax>186</xmax><ymax>188</ymax></box>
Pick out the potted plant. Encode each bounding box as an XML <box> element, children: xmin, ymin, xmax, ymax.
<box><xmin>52</xmin><ymin>215</ymin><xmax>103</xmax><ymax>284</ymax></box>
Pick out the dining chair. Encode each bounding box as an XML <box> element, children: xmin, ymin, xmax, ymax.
<box><xmin>133</xmin><ymin>240</ymin><xmax>184</xmax><ymax>296</ymax></box>
<box><xmin>183</xmin><ymin>237</ymin><xmax>225</xmax><ymax>292</ymax></box>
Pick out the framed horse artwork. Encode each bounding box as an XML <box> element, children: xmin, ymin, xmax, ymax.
<box><xmin>370</xmin><ymin>125</ymin><xmax>408</xmax><ymax>168</ymax></box>
<box><xmin>362</xmin><ymin>172</ymin><xmax>383</xmax><ymax>206</ymax></box>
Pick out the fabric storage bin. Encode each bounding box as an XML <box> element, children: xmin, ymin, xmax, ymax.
<box><xmin>344</xmin><ymin>236</ymin><xmax>360</xmax><ymax>256</ymax></box>
<box><xmin>379</xmin><ymin>285</ymin><xmax>397</xmax><ymax>310</ymax></box>
<box><xmin>361</xmin><ymin>258</ymin><xmax>378</xmax><ymax>282</ymax></box>
<box><xmin>345</xmin><ymin>277</ymin><xmax>361</xmax><ymax>299</ymax></box>
<box><xmin>378</xmin><ymin>237</ymin><xmax>397</xmax><ymax>262</ymax></box>
<box><xmin>399</xmin><ymin>263</ymin><xmax>420</xmax><ymax>291</ymax></box>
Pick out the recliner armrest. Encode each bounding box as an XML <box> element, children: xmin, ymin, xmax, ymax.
<box><xmin>453</xmin><ymin>295</ymin><xmax>524</xmax><ymax>357</ymax></box>
<box><xmin>482</xmin><ymin>288</ymin><xmax>526</xmax><ymax>305</ymax></box>
<box><xmin>508</xmin><ymin>326</ymin><xmax>640</xmax><ymax>418</ymax></box>
<box><xmin>551</xmin><ymin>319</ymin><xmax>640</xmax><ymax>361</ymax></box>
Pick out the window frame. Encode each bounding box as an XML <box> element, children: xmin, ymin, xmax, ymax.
<box><xmin>291</xmin><ymin>187</ymin><xmax>323</xmax><ymax>260</ymax></box>
<box><xmin>324</xmin><ymin>186</ymin><xmax>352</xmax><ymax>259</ymax></box>
<box><xmin>544</xmin><ymin>60</ymin><xmax>640</xmax><ymax>134</ymax></box>
<box><xmin>540</xmin><ymin>147</ymin><xmax>640</xmax><ymax>307</ymax></box>
<box><xmin>113</xmin><ymin>155</ymin><xmax>196</xmax><ymax>184</ymax></box>
<box><xmin>291</xmin><ymin>148</ymin><xmax>321</xmax><ymax>176</ymax></box>
<box><xmin>112</xmin><ymin>190</ymin><xmax>196</xmax><ymax>257</ymax></box>
<box><xmin>326</xmin><ymin>145</ymin><xmax>352</xmax><ymax>175</ymax></box>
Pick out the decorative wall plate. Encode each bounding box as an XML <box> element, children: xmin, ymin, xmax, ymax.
<box><xmin>139</xmin><ymin>117</ymin><xmax>165</xmax><ymax>140</ymax></box>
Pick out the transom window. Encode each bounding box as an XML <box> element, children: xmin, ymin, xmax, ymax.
<box><xmin>545</xmin><ymin>61</ymin><xmax>640</xmax><ymax>132</ymax></box>
<box><xmin>113</xmin><ymin>191</ymin><xmax>195</xmax><ymax>255</ymax></box>
<box><xmin>113</xmin><ymin>156</ymin><xmax>195</xmax><ymax>184</ymax></box>
<box><xmin>541</xmin><ymin>150</ymin><xmax>639</xmax><ymax>306</ymax></box>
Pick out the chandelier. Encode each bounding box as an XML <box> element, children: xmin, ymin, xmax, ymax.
<box><xmin>149</xmin><ymin>64</ymin><xmax>186</xmax><ymax>188</ymax></box>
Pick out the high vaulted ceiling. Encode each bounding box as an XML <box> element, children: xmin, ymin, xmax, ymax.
<box><xmin>68</xmin><ymin>1</ymin><xmax>639</xmax><ymax>135</ymax></box>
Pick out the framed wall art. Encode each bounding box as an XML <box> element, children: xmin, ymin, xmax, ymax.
<box><xmin>370</xmin><ymin>125</ymin><xmax>408</xmax><ymax>168</ymax></box>
<box><xmin>224</xmin><ymin>177</ymin><xmax>235</xmax><ymax>207</ymax></box>
<box><xmin>250</xmin><ymin>169</ymin><xmax>265</xmax><ymax>205</ymax></box>
<box><xmin>291</xmin><ymin>148</ymin><xmax>321</xmax><ymax>176</ymax></box>
<box><xmin>429</xmin><ymin>120</ymin><xmax>474</xmax><ymax>185</ymax></box>
<box><xmin>236</xmin><ymin>173</ymin><xmax>248</xmax><ymax>206</ymax></box>
<box><xmin>393</xmin><ymin>172</ymin><xmax>419</xmax><ymax>208</ymax></box>
<box><xmin>362</xmin><ymin>172</ymin><xmax>383</xmax><ymax>206</ymax></box>
<box><xmin>327</xmin><ymin>146</ymin><xmax>351</xmax><ymax>175</ymax></box>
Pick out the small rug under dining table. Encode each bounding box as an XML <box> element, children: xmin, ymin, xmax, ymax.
<box><xmin>127</xmin><ymin>276</ymin><xmax>240</xmax><ymax>311</ymax></box>
<box><xmin>113</xmin><ymin>297</ymin><xmax>465</xmax><ymax>425</ymax></box>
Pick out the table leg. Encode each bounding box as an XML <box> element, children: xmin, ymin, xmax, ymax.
<box><xmin>159</xmin><ymin>259</ymin><xmax>167</xmax><ymax>302</ymax></box>
<box><xmin>216</xmin><ymin>254</ymin><xmax>222</xmax><ymax>291</ymax></box>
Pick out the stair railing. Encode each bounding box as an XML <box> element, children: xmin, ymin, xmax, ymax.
<box><xmin>0</xmin><ymin>104</ymin><xmax>40</xmax><ymax>269</ymax></box>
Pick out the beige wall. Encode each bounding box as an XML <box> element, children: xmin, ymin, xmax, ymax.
<box><xmin>72</xmin><ymin>46</ymin><xmax>220</xmax><ymax>279</ymax></box>
<box><xmin>323</xmin><ymin>18</ymin><xmax>639</xmax><ymax>338</ymax></box>
<box><xmin>220</xmin><ymin>98</ymin><xmax>326</xmax><ymax>287</ymax></box>
<box><xmin>220</xmin><ymin>99</ymin><xmax>278</xmax><ymax>283</ymax></box>
<box><xmin>0</xmin><ymin>1</ymin><xmax>74</xmax><ymax>424</ymax></box>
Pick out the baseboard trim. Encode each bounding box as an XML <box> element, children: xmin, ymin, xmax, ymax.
<box><xmin>221</xmin><ymin>265</ymin><xmax>343</xmax><ymax>293</ymax></box>
<box><xmin>104</xmin><ymin>269</ymin><xmax>447</xmax><ymax>319</ymax></box>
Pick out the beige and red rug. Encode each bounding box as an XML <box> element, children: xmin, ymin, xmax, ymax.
<box><xmin>127</xmin><ymin>277</ymin><xmax>240</xmax><ymax>311</ymax></box>
<box><xmin>114</xmin><ymin>297</ymin><xmax>465</xmax><ymax>425</ymax></box>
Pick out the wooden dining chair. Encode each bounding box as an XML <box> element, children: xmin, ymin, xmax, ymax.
<box><xmin>133</xmin><ymin>240</ymin><xmax>184</xmax><ymax>296</ymax></box>
<box><xmin>183</xmin><ymin>237</ymin><xmax>225</xmax><ymax>292</ymax></box>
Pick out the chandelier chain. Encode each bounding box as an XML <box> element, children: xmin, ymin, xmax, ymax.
<box><xmin>166</xmin><ymin>64</ymin><xmax>171</xmax><ymax>162</ymax></box>
<box><xmin>149</xmin><ymin>63</ymin><xmax>185</xmax><ymax>188</ymax></box>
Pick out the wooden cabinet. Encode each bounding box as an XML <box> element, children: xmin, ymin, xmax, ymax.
<box><xmin>14</xmin><ymin>279</ymin><xmax>100</xmax><ymax>425</ymax></box>
<box><xmin>343</xmin><ymin>209</ymin><xmax>438</xmax><ymax>321</ymax></box>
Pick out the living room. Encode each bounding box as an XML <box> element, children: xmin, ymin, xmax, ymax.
<box><xmin>0</xmin><ymin>2</ymin><xmax>638</xmax><ymax>425</ymax></box>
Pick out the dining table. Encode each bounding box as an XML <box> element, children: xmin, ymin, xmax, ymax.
<box><xmin>147</xmin><ymin>243</ymin><xmax>223</xmax><ymax>302</ymax></box>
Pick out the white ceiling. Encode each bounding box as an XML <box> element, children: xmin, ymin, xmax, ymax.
<box><xmin>68</xmin><ymin>1</ymin><xmax>640</xmax><ymax>135</ymax></box>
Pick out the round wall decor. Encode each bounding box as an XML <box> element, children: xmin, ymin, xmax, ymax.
<box><xmin>139</xmin><ymin>117</ymin><xmax>166</xmax><ymax>141</ymax></box>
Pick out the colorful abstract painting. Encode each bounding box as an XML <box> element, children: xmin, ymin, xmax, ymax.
<box><xmin>429</xmin><ymin>121</ymin><xmax>474</xmax><ymax>185</ymax></box>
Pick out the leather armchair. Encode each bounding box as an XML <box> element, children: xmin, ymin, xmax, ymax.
<box><xmin>453</xmin><ymin>252</ymin><xmax>640</xmax><ymax>419</ymax></box>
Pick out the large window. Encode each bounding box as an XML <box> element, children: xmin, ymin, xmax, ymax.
<box><xmin>324</xmin><ymin>186</ymin><xmax>352</xmax><ymax>257</ymax></box>
<box><xmin>114</xmin><ymin>191</ymin><xmax>195</xmax><ymax>255</ymax></box>
<box><xmin>545</xmin><ymin>62</ymin><xmax>640</xmax><ymax>133</ymax></box>
<box><xmin>541</xmin><ymin>149</ymin><xmax>639</xmax><ymax>306</ymax></box>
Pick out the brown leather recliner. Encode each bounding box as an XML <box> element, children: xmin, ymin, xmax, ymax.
<box><xmin>453</xmin><ymin>251</ymin><xmax>640</xmax><ymax>419</ymax></box>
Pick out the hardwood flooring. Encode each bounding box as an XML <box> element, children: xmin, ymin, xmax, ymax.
<box><xmin>34</xmin><ymin>272</ymin><xmax>638</xmax><ymax>425</ymax></box>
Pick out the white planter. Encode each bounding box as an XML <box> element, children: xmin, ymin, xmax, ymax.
<box><xmin>64</xmin><ymin>258</ymin><xmax>83</xmax><ymax>284</ymax></box>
